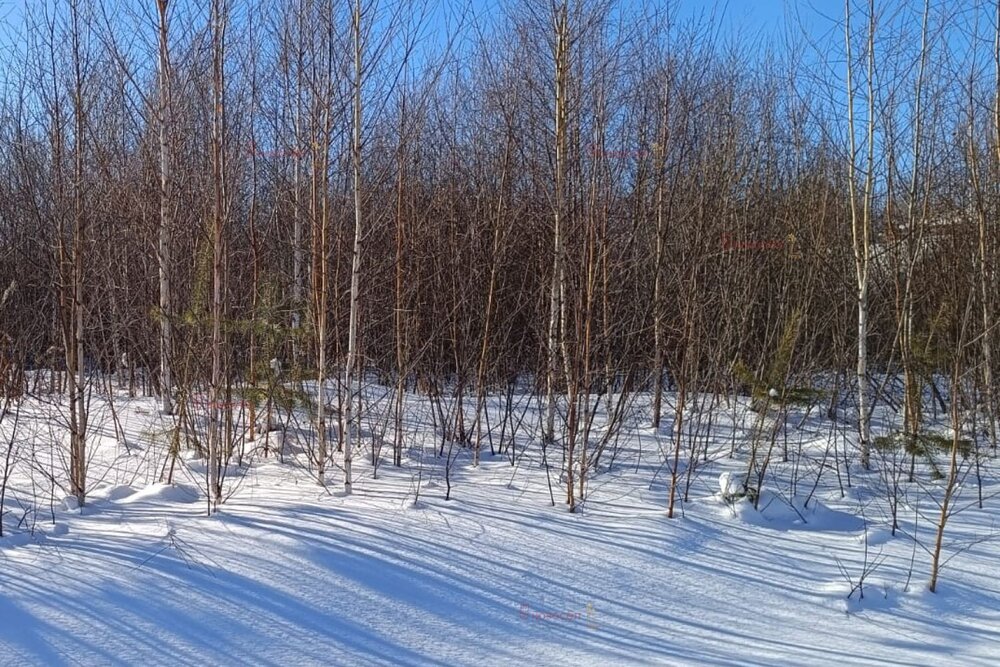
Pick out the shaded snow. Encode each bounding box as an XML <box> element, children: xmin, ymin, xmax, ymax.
<box><xmin>1</xmin><ymin>391</ymin><xmax>999</xmax><ymax>666</ymax></box>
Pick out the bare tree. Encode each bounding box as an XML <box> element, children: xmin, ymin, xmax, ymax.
<box><xmin>207</xmin><ymin>0</ymin><xmax>229</xmax><ymax>511</ymax></box>
<box><xmin>156</xmin><ymin>0</ymin><xmax>174</xmax><ymax>416</ymax></box>
<box><xmin>844</xmin><ymin>0</ymin><xmax>876</xmax><ymax>469</ymax></box>
<box><xmin>342</xmin><ymin>0</ymin><xmax>365</xmax><ymax>494</ymax></box>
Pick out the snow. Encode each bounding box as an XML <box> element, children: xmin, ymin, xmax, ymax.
<box><xmin>2</xmin><ymin>389</ymin><xmax>1000</xmax><ymax>665</ymax></box>
<box><xmin>731</xmin><ymin>491</ymin><xmax>865</xmax><ymax>533</ymax></box>
<box><xmin>718</xmin><ymin>471</ymin><xmax>741</xmax><ymax>497</ymax></box>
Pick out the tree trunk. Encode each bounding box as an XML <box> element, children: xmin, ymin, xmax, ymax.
<box><xmin>156</xmin><ymin>0</ymin><xmax>174</xmax><ymax>417</ymax></box>
<box><xmin>343</xmin><ymin>0</ymin><xmax>365</xmax><ymax>495</ymax></box>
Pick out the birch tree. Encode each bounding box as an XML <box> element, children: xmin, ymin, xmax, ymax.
<box><xmin>844</xmin><ymin>0</ymin><xmax>876</xmax><ymax>469</ymax></box>
<box><xmin>543</xmin><ymin>0</ymin><xmax>570</xmax><ymax>448</ymax></box>
<box><xmin>67</xmin><ymin>0</ymin><xmax>89</xmax><ymax>505</ymax></box>
<box><xmin>342</xmin><ymin>0</ymin><xmax>365</xmax><ymax>494</ymax></box>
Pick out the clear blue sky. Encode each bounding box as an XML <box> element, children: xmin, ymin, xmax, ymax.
<box><xmin>0</xmin><ymin>0</ymin><xmax>847</xmax><ymax>91</ymax></box>
<box><xmin>0</xmin><ymin>0</ymin><xmax>829</xmax><ymax>49</ymax></box>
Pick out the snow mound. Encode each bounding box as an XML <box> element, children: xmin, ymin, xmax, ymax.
<box><xmin>733</xmin><ymin>490</ymin><xmax>864</xmax><ymax>533</ymax></box>
<box><xmin>49</xmin><ymin>522</ymin><xmax>69</xmax><ymax>536</ymax></box>
<box><xmin>90</xmin><ymin>485</ymin><xmax>136</xmax><ymax>502</ymax></box>
<box><xmin>0</xmin><ymin>530</ymin><xmax>35</xmax><ymax>548</ymax></box>
<box><xmin>114</xmin><ymin>483</ymin><xmax>199</xmax><ymax>505</ymax></box>
<box><xmin>718</xmin><ymin>472</ymin><xmax>742</xmax><ymax>497</ymax></box>
<box><xmin>861</xmin><ymin>526</ymin><xmax>896</xmax><ymax>546</ymax></box>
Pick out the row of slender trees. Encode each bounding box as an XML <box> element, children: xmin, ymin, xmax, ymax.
<box><xmin>0</xmin><ymin>0</ymin><xmax>998</xmax><ymax>554</ymax></box>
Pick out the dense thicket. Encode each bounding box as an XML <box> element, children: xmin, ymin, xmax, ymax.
<box><xmin>0</xmin><ymin>0</ymin><xmax>997</xmax><ymax>536</ymax></box>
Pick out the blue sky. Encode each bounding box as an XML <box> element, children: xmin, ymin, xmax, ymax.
<box><xmin>678</xmin><ymin>0</ymin><xmax>794</xmax><ymax>35</ymax></box>
<box><xmin>0</xmin><ymin>0</ymin><xmax>21</xmax><ymax>35</ymax></box>
<box><xmin>0</xmin><ymin>0</ymin><xmax>849</xmax><ymax>104</ymax></box>
<box><xmin>0</xmin><ymin>0</ymin><xmax>827</xmax><ymax>47</ymax></box>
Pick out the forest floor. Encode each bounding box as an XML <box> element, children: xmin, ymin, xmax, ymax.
<box><xmin>1</xmin><ymin>387</ymin><xmax>999</xmax><ymax>666</ymax></box>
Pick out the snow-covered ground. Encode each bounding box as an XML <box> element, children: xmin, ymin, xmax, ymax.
<box><xmin>2</xmin><ymin>387</ymin><xmax>999</xmax><ymax>666</ymax></box>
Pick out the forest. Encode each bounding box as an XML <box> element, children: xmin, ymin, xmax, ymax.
<box><xmin>1</xmin><ymin>3</ymin><xmax>1000</xmax><ymax>653</ymax></box>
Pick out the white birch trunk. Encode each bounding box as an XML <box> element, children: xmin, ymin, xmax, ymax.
<box><xmin>343</xmin><ymin>0</ymin><xmax>364</xmax><ymax>495</ymax></box>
